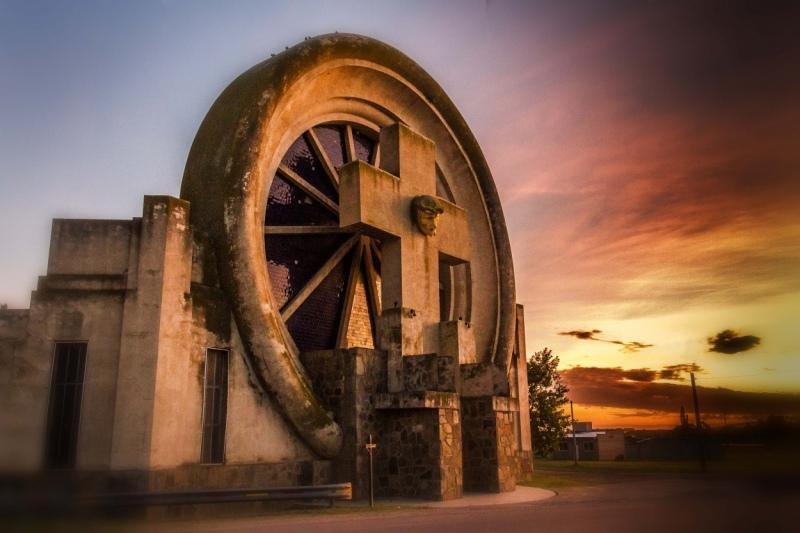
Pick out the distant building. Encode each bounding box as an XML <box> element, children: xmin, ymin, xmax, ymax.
<box><xmin>553</xmin><ymin>422</ymin><xmax>625</xmax><ymax>461</ymax></box>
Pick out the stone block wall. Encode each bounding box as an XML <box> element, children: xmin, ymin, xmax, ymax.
<box><xmin>300</xmin><ymin>348</ymin><xmax>387</xmax><ymax>499</ymax></box>
<box><xmin>461</xmin><ymin>396</ymin><xmax>517</xmax><ymax>493</ymax></box>
<box><xmin>374</xmin><ymin>405</ymin><xmax>462</xmax><ymax>500</ymax></box>
<box><xmin>516</xmin><ymin>450</ymin><xmax>534</xmax><ymax>480</ymax></box>
<box><xmin>402</xmin><ymin>354</ymin><xmax>457</xmax><ymax>392</ymax></box>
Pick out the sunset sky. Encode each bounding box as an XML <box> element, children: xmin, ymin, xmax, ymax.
<box><xmin>1</xmin><ymin>1</ymin><xmax>798</xmax><ymax>429</ymax></box>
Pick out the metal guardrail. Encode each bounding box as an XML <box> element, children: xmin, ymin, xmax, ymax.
<box><xmin>77</xmin><ymin>482</ymin><xmax>353</xmax><ymax>508</ymax></box>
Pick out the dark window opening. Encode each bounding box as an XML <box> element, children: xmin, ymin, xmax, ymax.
<box><xmin>439</xmin><ymin>262</ymin><xmax>452</xmax><ymax>322</ymax></box>
<box><xmin>201</xmin><ymin>349</ymin><xmax>229</xmax><ymax>464</ymax></box>
<box><xmin>45</xmin><ymin>342</ymin><xmax>87</xmax><ymax>469</ymax></box>
<box><xmin>583</xmin><ymin>441</ymin><xmax>595</xmax><ymax>452</ymax></box>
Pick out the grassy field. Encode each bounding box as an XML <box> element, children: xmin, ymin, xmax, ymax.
<box><xmin>536</xmin><ymin>458</ymin><xmax>705</xmax><ymax>474</ymax></box>
<box><xmin>520</xmin><ymin>446</ymin><xmax>800</xmax><ymax>492</ymax></box>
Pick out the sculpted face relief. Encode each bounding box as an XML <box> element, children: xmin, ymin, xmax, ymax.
<box><xmin>412</xmin><ymin>195</ymin><xmax>444</xmax><ymax>236</ymax></box>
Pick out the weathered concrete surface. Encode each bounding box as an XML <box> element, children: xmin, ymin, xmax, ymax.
<box><xmin>110</xmin><ymin>196</ymin><xmax>193</xmax><ymax>470</ymax></box>
<box><xmin>461</xmin><ymin>396</ymin><xmax>519</xmax><ymax>493</ymax></box>
<box><xmin>300</xmin><ymin>348</ymin><xmax>387</xmax><ymax>499</ymax></box>
<box><xmin>180</xmin><ymin>33</ymin><xmax>517</xmax><ymax>457</ymax></box>
<box><xmin>0</xmin><ymin>34</ymin><xmax>532</xmax><ymax>503</ymax></box>
<box><xmin>47</xmin><ymin>219</ymin><xmax>134</xmax><ymax>276</ymax></box>
<box><xmin>512</xmin><ymin>305</ymin><xmax>533</xmax><ymax>459</ymax></box>
<box><xmin>0</xmin><ymin>309</ymin><xmax>32</xmax><ymax>469</ymax></box>
<box><xmin>339</xmin><ymin>124</ymin><xmax>470</xmax><ymax>358</ymax></box>
<box><xmin>375</xmin><ymin>406</ymin><xmax>463</xmax><ymax>501</ymax></box>
<box><xmin>0</xmin><ymin>195</ymin><xmax>316</xmax><ymax>475</ymax></box>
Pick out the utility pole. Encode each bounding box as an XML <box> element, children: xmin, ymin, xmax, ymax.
<box><xmin>570</xmin><ymin>400</ymin><xmax>579</xmax><ymax>465</ymax></box>
<box><xmin>690</xmin><ymin>372</ymin><xmax>706</xmax><ymax>471</ymax></box>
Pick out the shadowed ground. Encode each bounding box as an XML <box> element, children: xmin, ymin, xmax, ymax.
<box><xmin>6</xmin><ymin>453</ymin><xmax>799</xmax><ymax>532</ymax></box>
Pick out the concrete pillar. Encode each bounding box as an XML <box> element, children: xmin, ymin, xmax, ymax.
<box><xmin>461</xmin><ymin>396</ymin><xmax>518</xmax><ymax>493</ymax></box>
<box><xmin>374</xmin><ymin>392</ymin><xmax>463</xmax><ymax>500</ymax></box>
<box><xmin>110</xmin><ymin>196</ymin><xmax>193</xmax><ymax>470</ymax></box>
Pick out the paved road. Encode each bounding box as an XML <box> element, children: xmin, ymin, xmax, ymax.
<box><xmin>149</xmin><ymin>474</ymin><xmax>799</xmax><ymax>533</ymax></box>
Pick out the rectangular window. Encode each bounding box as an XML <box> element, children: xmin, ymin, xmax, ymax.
<box><xmin>45</xmin><ymin>342</ymin><xmax>88</xmax><ymax>469</ymax></box>
<box><xmin>201</xmin><ymin>348</ymin><xmax>229</xmax><ymax>464</ymax></box>
<box><xmin>583</xmin><ymin>441</ymin><xmax>595</xmax><ymax>452</ymax></box>
<box><xmin>559</xmin><ymin>442</ymin><xmax>568</xmax><ymax>451</ymax></box>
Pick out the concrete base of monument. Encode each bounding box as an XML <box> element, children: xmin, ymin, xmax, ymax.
<box><xmin>300</xmin><ymin>347</ymin><xmax>532</xmax><ymax>501</ymax></box>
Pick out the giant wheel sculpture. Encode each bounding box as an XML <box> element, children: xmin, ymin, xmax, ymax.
<box><xmin>182</xmin><ymin>34</ymin><xmax>516</xmax><ymax>459</ymax></box>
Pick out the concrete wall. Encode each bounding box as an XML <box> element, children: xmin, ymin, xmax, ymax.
<box><xmin>0</xmin><ymin>195</ymin><xmax>314</xmax><ymax>476</ymax></box>
<box><xmin>0</xmin><ymin>309</ymin><xmax>31</xmax><ymax>470</ymax></box>
<box><xmin>553</xmin><ymin>437</ymin><xmax>600</xmax><ymax>461</ymax></box>
<box><xmin>0</xmin><ymin>216</ymin><xmax>133</xmax><ymax>472</ymax></box>
<box><xmin>598</xmin><ymin>430</ymin><xmax>626</xmax><ymax>461</ymax></box>
<box><xmin>47</xmin><ymin>219</ymin><xmax>134</xmax><ymax>276</ymax></box>
<box><xmin>514</xmin><ymin>305</ymin><xmax>532</xmax><ymax>454</ymax></box>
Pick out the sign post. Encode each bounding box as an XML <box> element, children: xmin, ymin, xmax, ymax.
<box><xmin>365</xmin><ymin>433</ymin><xmax>377</xmax><ymax>508</ymax></box>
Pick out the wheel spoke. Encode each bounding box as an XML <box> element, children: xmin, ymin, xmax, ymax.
<box><xmin>336</xmin><ymin>240</ymin><xmax>364</xmax><ymax>349</ymax></box>
<box><xmin>362</xmin><ymin>238</ymin><xmax>382</xmax><ymax>339</ymax></box>
<box><xmin>280</xmin><ymin>233</ymin><xmax>360</xmax><ymax>321</ymax></box>
<box><xmin>369</xmin><ymin>239</ymin><xmax>382</xmax><ymax>269</ymax></box>
<box><xmin>264</xmin><ymin>226</ymin><xmax>349</xmax><ymax>235</ymax></box>
<box><xmin>306</xmin><ymin>129</ymin><xmax>340</xmax><ymax>191</ymax></box>
<box><xmin>344</xmin><ymin>125</ymin><xmax>357</xmax><ymax>163</ymax></box>
<box><xmin>278</xmin><ymin>164</ymin><xmax>339</xmax><ymax>216</ymax></box>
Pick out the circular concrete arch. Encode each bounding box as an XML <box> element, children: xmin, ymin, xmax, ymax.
<box><xmin>181</xmin><ymin>34</ymin><xmax>516</xmax><ymax>459</ymax></box>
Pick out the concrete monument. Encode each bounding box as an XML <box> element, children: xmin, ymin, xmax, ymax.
<box><xmin>0</xmin><ymin>34</ymin><xmax>533</xmax><ymax>501</ymax></box>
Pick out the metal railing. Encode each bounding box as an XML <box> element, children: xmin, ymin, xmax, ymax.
<box><xmin>77</xmin><ymin>482</ymin><xmax>353</xmax><ymax>509</ymax></box>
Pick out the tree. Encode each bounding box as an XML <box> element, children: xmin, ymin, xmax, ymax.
<box><xmin>527</xmin><ymin>348</ymin><xmax>571</xmax><ymax>457</ymax></box>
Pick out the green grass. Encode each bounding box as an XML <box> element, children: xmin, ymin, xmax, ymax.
<box><xmin>525</xmin><ymin>446</ymin><xmax>800</xmax><ymax>489</ymax></box>
<box><xmin>519</xmin><ymin>459</ymin><xmax>708</xmax><ymax>492</ymax></box>
<box><xmin>535</xmin><ymin>459</ymin><xmax>704</xmax><ymax>475</ymax></box>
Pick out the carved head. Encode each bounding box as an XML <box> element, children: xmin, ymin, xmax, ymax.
<box><xmin>411</xmin><ymin>195</ymin><xmax>444</xmax><ymax>236</ymax></box>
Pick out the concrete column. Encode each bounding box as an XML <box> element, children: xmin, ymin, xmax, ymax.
<box><xmin>110</xmin><ymin>196</ymin><xmax>193</xmax><ymax>470</ymax></box>
<box><xmin>461</xmin><ymin>396</ymin><xmax>519</xmax><ymax>493</ymax></box>
<box><xmin>374</xmin><ymin>392</ymin><xmax>463</xmax><ymax>500</ymax></box>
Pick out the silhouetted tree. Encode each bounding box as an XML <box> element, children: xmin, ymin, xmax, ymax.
<box><xmin>527</xmin><ymin>348</ymin><xmax>571</xmax><ymax>457</ymax></box>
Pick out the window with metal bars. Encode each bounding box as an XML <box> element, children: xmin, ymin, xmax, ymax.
<box><xmin>45</xmin><ymin>342</ymin><xmax>87</xmax><ymax>469</ymax></box>
<box><xmin>201</xmin><ymin>348</ymin><xmax>229</xmax><ymax>464</ymax></box>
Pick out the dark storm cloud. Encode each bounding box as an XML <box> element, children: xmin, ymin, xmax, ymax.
<box><xmin>562</xmin><ymin>364</ymin><xmax>700</xmax><ymax>385</ymax></box>
<box><xmin>561</xmin><ymin>366</ymin><xmax>800</xmax><ymax>416</ymax></box>
<box><xmin>558</xmin><ymin>329</ymin><xmax>653</xmax><ymax>352</ymax></box>
<box><xmin>658</xmin><ymin>363</ymin><xmax>702</xmax><ymax>382</ymax></box>
<box><xmin>707</xmin><ymin>330</ymin><xmax>761</xmax><ymax>354</ymax></box>
<box><xmin>621</xmin><ymin>368</ymin><xmax>656</xmax><ymax>382</ymax></box>
<box><xmin>559</xmin><ymin>329</ymin><xmax>602</xmax><ymax>340</ymax></box>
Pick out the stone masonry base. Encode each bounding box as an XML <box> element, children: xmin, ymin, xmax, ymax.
<box><xmin>461</xmin><ymin>396</ymin><xmax>518</xmax><ymax>493</ymax></box>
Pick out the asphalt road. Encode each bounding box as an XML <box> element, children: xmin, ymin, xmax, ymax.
<box><xmin>153</xmin><ymin>474</ymin><xmax>800</xmax><ymax>533</ymax></box>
